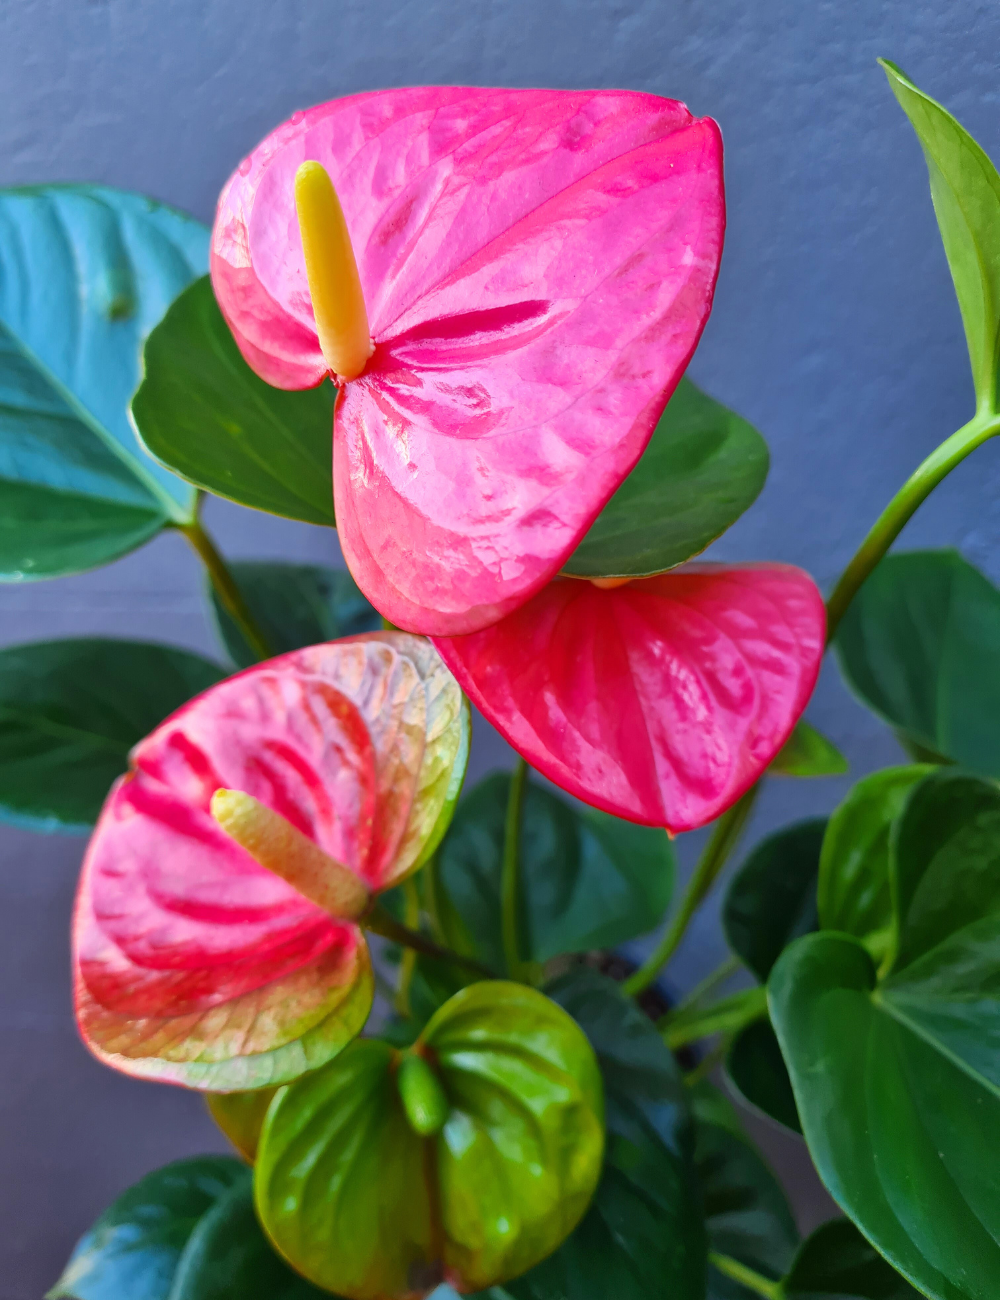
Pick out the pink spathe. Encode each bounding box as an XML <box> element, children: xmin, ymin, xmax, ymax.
<box><xmin>212</xmin><ymin>88</ymin><xmax>725</xmax><ymax>634</ymax></box>
<box><xmin>433</xmin><ymin>565</ymin><xmax>826</xmax><ymax>833</ymax></box>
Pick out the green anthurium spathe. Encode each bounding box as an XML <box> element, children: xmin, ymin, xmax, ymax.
<box><xmin>770</xmin><ymin>769</ymin><xmax>1000</xmax><ymax>1300</ymax></box>
<box><xmin>563</xmin><ymin>377</ymin><xmax>769</xmax><ymax>579</ymax></box>
<box><xmin>254</xmin><ymin>981</ymin><xmax>605</xmax><ymax>1299</ymax></box>
<box><xmin>132</xmin><ymin>276</ymin><xmax>337</xmax><ymax>526</ymax></box>
<box><xmin>0</xmin><ymin>638</ymin><xmax>225</xmax><ymax>831</ymax></box>
<box><xmin>432</xmin><ymin>772</ymin><xmax>674</xmax><ymax>972</ymax></box>
<box><xmin>781</xmin><ymin>1218</ymin><xmax>922</xmax><ymax>1299</ymax></box>
<box><xmin>209</xmin><ymin>561</ymin><xmax>380</xmax><ymax>670</ymax></box>
<box><xmin>0</xmin><ymin>185</ymin><xmax>206</xmax><ymax>579</ymax></box>
<box><xmin>47</xmin><ymin>1156</ymin><xmax>328</xmax><ymax>1300</ymax></box>
<box><xmin>206</xmin><ymin>1087</ymin><xmax>279</xmax><ymax>1163</ymax></box>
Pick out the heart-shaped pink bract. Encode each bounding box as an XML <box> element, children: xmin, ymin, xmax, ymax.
<box><xmin>433</xmin><ymin>566</ymin><xmax>825</xmax><ymax>833</ymax></box>
<box><xmin>73</xmin><ymin>633</ymin><xmax>469</xmax><ymax>1091</ymax></box>
<box><xmin>212</xmin><ymin>88</ymin><xmax>725</xmax><ymax>635</ymax></box>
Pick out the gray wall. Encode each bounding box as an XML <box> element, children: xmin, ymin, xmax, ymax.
<box><xmin>1</xmin><ymin>1</ymin><xmax>998</xmax><ymax>1293</ymax></box>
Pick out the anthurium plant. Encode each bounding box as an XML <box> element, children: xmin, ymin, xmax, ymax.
<box><xmin>2</xmin><ymin>59</ymin><xmax>998</xmax><ymax>1300</ymax></box>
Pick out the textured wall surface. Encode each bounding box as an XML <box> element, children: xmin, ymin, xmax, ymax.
<box><xmin>1</xmin><ymin>1</ymin><xmax>999</xmax><ymax>1292</ymax></box>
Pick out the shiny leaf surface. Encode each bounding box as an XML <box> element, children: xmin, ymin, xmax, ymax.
<box><xmin>769</xmin><ymin>720</ymin><xmax>848</xmax><ymax>777</ymax></box>
<box><xmin>782</xmin><ymin>1218</ymin><xmax>922</xmax><ymax>1299</ymax></box>
<box><xmin>433</xmin><ymin>772</ymin><xmax>673</xmax><ymax>971</ymax></box>
<box><xmin>132</xmin><ymin>277</ymin><xmax>337</xmax><ymax>526</ymax></box>
<box><xmin>74</xmin><ymin>634</ymin><xmax>468</xmax><ymax>1089</ymax></box>
<box><xmin>213</xmin><ymin>89</ymin><xmax>724</xmax><ymax>634</ymax></box>
<box><xmin>0</xmin><ymin>639</ymin><xmax>224</xmax><ymax>831</ymax></box>
<box><xmin>724</xmin><ymin>819</ymin><xmax>825</xmax><ymax>982</ymax></box>
<box><xmin>0</xmin><ymin>185</ymin><xmax>206</xmax><ymax>578</ymax></box>
<box><xmin>435</xmin><ymin>565</ymin><xmax>825</xmax><ymax>831</ymax></box>
<box><xmin>835</xmin><ymin>550</ymin><xmax>1000</xmax><ymax>772</ymax></box>
<box><xmin>725</xmin><ymin>1020</ymin><xmax>800</xmax><ymax>1135</ymax></box>
<box><xmin>255</xmin><ymin>981</ymin><xmax>604</xmax><ymax>1298</ymax></box>
<box><xmin>564</xmin><ymin>378</ymin><xmax>768</xmax><ymax>578</ymax></box>
<box><xmin>210</xmin><ymin>561</ymin><xmax>379</xmax><ymax>670</ymax></box>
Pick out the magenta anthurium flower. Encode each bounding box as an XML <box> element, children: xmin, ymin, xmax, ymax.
<box><xmin>211</xmin><ymin>88</ymin><xmax>725</xmax><ymax>635</ymax></box>
<box><xmin>433</xmin><ymin>565</ymin><xmax>826</xmax><ymax>833</ymax></box>
<box><xmin>73</xmin><ymin>634</ymin><xmax>468</xmax><ymax>1091</ymax></box>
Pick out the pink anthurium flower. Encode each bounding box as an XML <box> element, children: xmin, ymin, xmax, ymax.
<box><xmin>73</xmin><ymin>634</ymin><xmax>469</xmax><ymax>1092</ymax></box>
<box><xmin>211</xmin><ymin>88</ymin><xmax>725</xmax><ymax>635</ymax></box>
<box><xmin>433</xmin><ymin>565</ymin><xmax>825</xmax><ymax>833</ymax></box>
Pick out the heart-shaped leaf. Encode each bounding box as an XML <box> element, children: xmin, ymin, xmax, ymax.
<box><xmin>254</xmin><ymin>981</ymin><xmax>604</xmax><ymax>1297</ymax></box>
<box><xmin>835</xmin><ymin>550</ymin><xmax>1000</xmax><ymax>771</ymax></box>
<box><xmin>882</xmin><ymin>62</ymin><xmax>1000</xmax><ymax>410</ymax></box>
<box><xmin>74</xmin><ymin>633</ymin><xmax>468</xmax><ymax>1089</ymax></box>
<box><xmin>782</xmin><ymin>1218</ymin><xmax>922</xmax><ymax>1299</ymax></box>
<box><xmin>502</xmin><ymin>969</ymin><xmax>705</xmax><ymax>1300</ymax></box>
<box><xmin>771</xmin><ymin>770</ymin><xmax>1000</xmax><ymax>1300</ymax></box>
<box><xmin>769</xmin><ymin>720</ymin><xmax>848</xmax><ymax>777</ymax></box>
<box><xmin>725</xmin><ymin>1020</ymin><xmax>801</xmax><ymax>1135</ymax></box>
<box><xmin>206</xmin><ymin>1087</ymin><xmax>278</xmax><ymax>1163</ymax></box>
<box><xmin>47</xmin><ymin>1156</ymin><xmax>328</xmax><ymax>1300</ymax></box>
<box><xmin>0</xmin><ymin>185</ymin><xmax>207</xmax><ymax>578</ymax></box>
<box><xmin>435</xmin><ymin>565</ymin><xmax>825</xmax><ymax>832</ymax></box>
<box><xmin>563</xmin><ymin>378</ymin><xmax>768</xmax><ymax>579</ymax></box>
<box><xmin>0</xmin><ymin>639</ymin><xmax>225</xmax><ymax>831</ymax></box>
<box><xmin>209</xmin><ymin>562</ymin><xmax>380</xmax><ymax>670</ymax></box>
<box><xmin>132</xmin><ymin>276</ymin><xmax>337</xmax><ymax>526</ymax></box>
<box><xmin>817</xmin><ymin>766</ymin><xmax>932</xmax><ymax>962</ymax></box>
<box><xmin>432</xmin><ymin>772</ymin><xmax>673</xmax><ymax>972</ymax></box>
<box><xmin>724</xmin><ymin>819</ymin><xmax>825</xmax><ymax>983</ymax></box>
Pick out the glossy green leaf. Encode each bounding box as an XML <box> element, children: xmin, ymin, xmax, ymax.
<box><xmin>433</xmin><ymin>772</ymin><xmax>673</xmax><ymax>971</ymax></box>
<box><xmin>0</xmin><ymin>638</ymin><xmax>224</xmax><ymax>831</ymax></box>
<box><xmin>882</xmin><ymin>61</ymin><xmax>1000</xmax><ymax>410</ymax></box>
<box><xmin>132</xmin><ymin>276</ymin><xmax>336</xmax><ymax>526</ymax></box>
<box><xmin>724</xmin><ymin>819</ymin><xmax>826</xmax><ymax>982</ymax></box>
<box><xmin>0</xmin><ymin>185</ymin><xmax>206</xmax><ymax>579</ymax></box>
<box><xmin>205</xmin><ymin>1088</ymin><xmax>278</xmax><ymax>1163</ymax></box>
<box><xmin>835</xmin><ymin>550</ymin><xmax>1000</xmax><ymax>773</ymax></box>
<box><xmin>46</xmin><ymin>1156</ymin><xmax>324</xmax><ymax>1300</ymax></box>
<box><xmin>817</xmin><ymin>765</ymin><xmax>932</xmax><ymax>962</ymax></box>
<box><xmin>726</xmin><ymin>1020</ymin><xmax>801</xmax><ymax>1135</ymax></box>
<box><xmin>697</xmin><ymin>1120</ymin><xmax>799</xmax><ymax>1300</ymax></box>
<box><xmin>781</xmin><ymin>1218</ymin><xmax>922</xmax><ymax>1299</ymax></box>
<box><xmin>210</xmin><ymin>562</ymin><xmax>380</xmax><ymax>669</ymax></box>
<box><xmin>255</xmin><ymin>981</ymin><xmax>604</xmax><ymax>1298</ymax></box>
<box><xmin>504</xmin><ymin>969</ymin><xmax>705</xmax><ymax>1300</ymax></box>
<box><xmin>770</xmin><ymin>720</ymin><xmax>848</xmax><ymax>777</ymax></box>
<box><xmin>565</xmin><ymin>378</ymin><xmax>769</xmax><ymax>578</ymax></box>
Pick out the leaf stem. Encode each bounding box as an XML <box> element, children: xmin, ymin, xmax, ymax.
<box><xmin>825</xmin><ymin>411</ymin><xmax>1000</xmax><ymax>641</ymax></box>
<box><xmin>395</xmin><ymin>877</ymin><xmax>421</xmax><ymax>1017</ymax></box>
<box><xmin>660</xmin><ymin>983</ymin><xmax>767</xmax><ymax>1050</ymax></box>
<box><xmin>176</xmin><ymin>512</ymin><xmax>273</xmax><ymax>661</ymax></box>
<box><xmin>624</xmin><ymin>785</ymin><xmax>759</xmax><ymax>997</ymax></box>
<box><xmin>364</xmin><ymin>903</ymin><xmax>496</xmax><ymax>980</ymax></box>
<box><xmin>670</xmin><ymin>953</ymin><xmax>741</xmax><ymax>1016</ymax></box>
<box><xmin>501</xmin><ymin>757</ymin><xmax>529</xmax><ymax>979</ymax></box>
<box><xmin>708</xmin><ymin>1252</ymin><xmax>781</xmax><ymax>1299</ymax></box>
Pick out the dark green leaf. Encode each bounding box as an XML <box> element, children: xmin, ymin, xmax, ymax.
<box><xmin>505</xmin><ymin>969</ymin><xmax>705</xmax><ymax>1300</ymax></box>
<box><xmin>835</xmin><ymin>550</ymin><xmax>1000</xmax><ymax>775</ymax></box>
<box><xmin>210</xmin><ymin>562</ymin><xmax>380</xmax><ymax>669</ymax></box>
<box><xmin>434</xmin><ymin>772</ymin><xmax>673</xmax><ymax>971</ymax></box>
<box><xmin>688</xmin><ymin>1079</ymin><xmax>746</xmax><ymax>1140</ymax></box>
<box><xmin>782</xmin><ymin>1218</ymin><xmax>922</xmax><ymax>1299</ymax></box>
<box><xmin>817</xmin><ymin>766</ymin><xmax>932</xmax><ymax>963</ymax></box>
<box><xmin>882</xmin><ymin>61</ymin><xmax>1000</xmax><ymax>410</ymax></box>
<box><xmin>132</xmin><ymin>276</ymin><xmax>336</xmax><ymax>526</ymax></box>
<box><xmin>724</xmin><ymin>819</ymin><xmax>826</xmax><ymax>982</ymax></box>
<box><xmin>0</xmin><ymin>639</ymin><xmax>225</xmax><ymax>830</ymax></box>
<box><xmin>564</xmin><ymin>378</ymin><xmax>769</xmax><ymax>578</ymax></box>
<box><xmin>0</xmin><ymin>186</ymin><xmax>206</xmax><ymax>577</ymax></box>
<box><xmin>726</xmin><ymin>1020</ymin><xmax>801</xmax><ymax>1135</ymax></box>
<box><xmin>697</xmin><ymin>1120</ymin><xmax>799</xmax><ymax>1300</ymax></box>
<box><xmin>770</xmin><ymin>721</ymin><xmax>848</xmax><ymax>777</ymax></box>
<box><xmin>255</xmin><ymin>982</ymin><xmax>604</xmax><ymax>1297</ymax></box>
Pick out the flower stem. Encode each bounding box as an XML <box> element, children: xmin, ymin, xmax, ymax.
<box><xmin>708</xmin><ymin>1252</ymin><xmax>781</xmax><ymax>1299</ymax></box>
<box><xmin>624</xmin><ymin>785</ymin><xmax>759</xmax><ymax>997</ymax></box>
<box><xmin>395</xmin><ymin>877</ymin><xmax>421</xmax><ymax>1017</ymax></box>
<box><xmin>660</xmin><ymin>983</ymin><xmax>767</xmax><ymax>1050</ymax></box>
<box><xmin>501</xmin><ymin>757</ymin><xmax>529</xmax><ymax>979</ymax></box>
<box><xmin>825</xmin><ymin>411</ymin><xmax>1000</xmax><ymax>641</ymax></box>
<box><xmin>364</xmin><ymin>904</ymin><xmax>496</xmax><ymax>980</ymax></box>
<box><xmin>176</xmin><ymin>513</ymin><xmax>273</xmax><ymax>662</ymax></box>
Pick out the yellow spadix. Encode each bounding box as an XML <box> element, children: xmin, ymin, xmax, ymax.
<box><xmin>294</xmin><ymin>160</ymin><xmax>373</xmax><ymax>382</ymax></box>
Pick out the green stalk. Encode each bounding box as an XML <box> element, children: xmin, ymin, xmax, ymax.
<box><xmin>624</xmin><ymin>785</ymin><xmax>759</xmax><ymax>997</ymax></box>
<box><xmin>501</xmin><ymin>757</ymin><xmax>529</xmax><ymax>979</ymax></box>
<box><xmin>708</xmin><ymin>1252</ymin><xmax>781</xmax><ymax>1299</ymax></box>
<box><xmin>825</xmin><ymin>411</ymin><xmax>1000</xmax><ymax>640</ymax></box>
<box><xmin>660</xmin><ymin>983</ymin><xmax>767</xmax><ymax>1050</ymax></box>
<box><xmin>395</xmin><ymin>877</ymin><xmax>422</xmax><ymax>1017</ymax></box>
<box><xmin>364</xmin><ymin>904</ymin><xmax>496</xmax><ymax>980</ymax></box>
<box><xmin>176</xmin><ymin>514</ymin><xmax>273</xmax><ymax>662</ymax></box>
